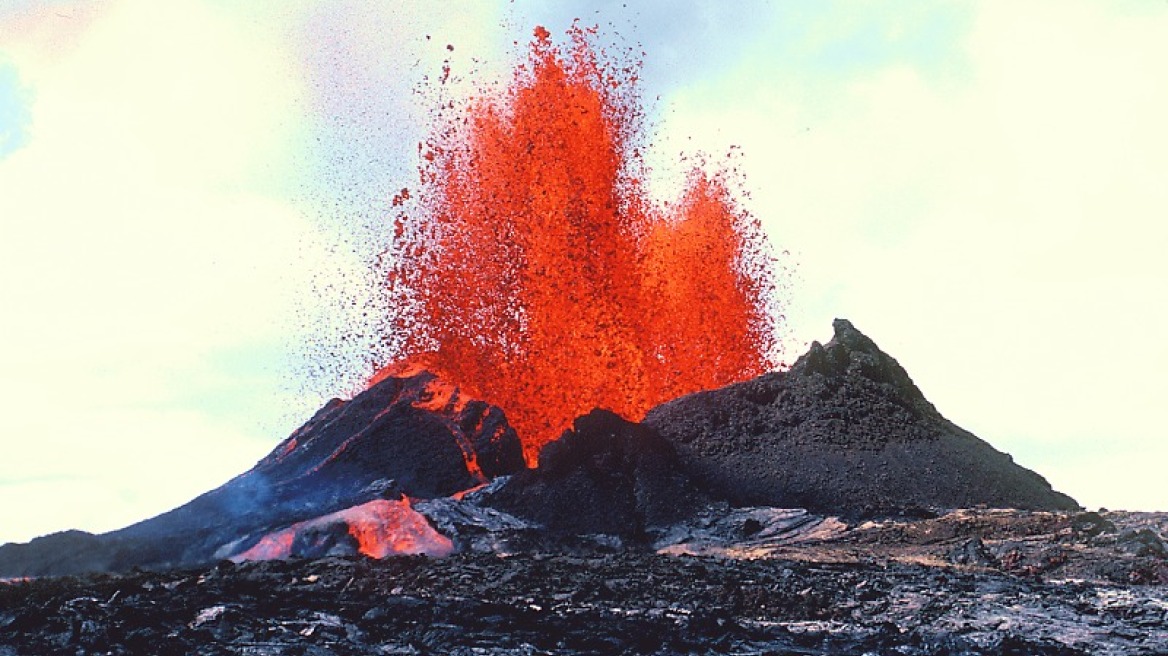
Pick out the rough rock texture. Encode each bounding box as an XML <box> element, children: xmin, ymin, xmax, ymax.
<box><xmin>483</xmin><ymin>409</ymin><xmax>708</xmax><ymax>539</ymax></box>
<box><xmin>655</xmin><ymin>507</ymin><xmax>849</xmax><ymax>557</ymax></box>
<box><xmin>0</xmin><ymin>373</ymin><xmax>523</xmax><ymax>576</ymax></box>
<box><xmin>2</xmin><ymin>537</ymin><xmax>1166</xmax><ymax>656</ymax></box>
<box><xmin>827</xmin><ymin>509</ymin><xmax>1168</xmax><ymax>584</ymax></box>
<box><xmin>645</xmin><ymin>319</ymin><xmax>1079</xmax><ymax>516</ymax></box>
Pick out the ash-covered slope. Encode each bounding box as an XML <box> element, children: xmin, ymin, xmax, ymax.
<box><xmin>645</xmin><ymin>319</ymin><xmax>1078</xmax><ymax>515</ymax></box>
<box><xmin>0</xmin><ymin>373</ymin><xmax>524</xmax><ymax>576</ymax></box>
<box><xmin>484</xmin><ymin>409</ymin><xmax>707</xmax><ymax>539</ymax></box>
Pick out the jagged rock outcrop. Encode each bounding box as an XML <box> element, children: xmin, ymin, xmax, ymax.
<box><xmin>644</xmin><ymin>319</ymin><xmax>1079</xmax><ymax>515</ymax></box>
<box><xmin>0</xmin><ymin>373</ymin><xmax>524</xmax><ymax>576</ymax></box>
<box><xmin>484</xmin><ymin>409</ymin><xmax>707</xmax><ymax>539</ymax></box>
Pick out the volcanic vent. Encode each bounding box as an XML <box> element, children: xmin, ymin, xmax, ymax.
<box><xmin>484</xmin><ymin>409</ymin><xmax>709</xmax><ymax>540</ymax></box>
<box><xmin>0</xmin><ymin>320</ymin><xmax>1082</xmax><ymax>578</ymax></box>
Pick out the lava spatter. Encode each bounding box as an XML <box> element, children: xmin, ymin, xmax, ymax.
<box><xmin>383</xmin><ymin>25</ymin><xmax>783</xmax><ymax>461</ymax></box>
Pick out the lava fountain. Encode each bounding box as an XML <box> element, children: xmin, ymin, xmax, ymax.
<box><xmin>377</xmin><ymin>25</ymin><xmax>784</xmax><ymax>462</ymax></box>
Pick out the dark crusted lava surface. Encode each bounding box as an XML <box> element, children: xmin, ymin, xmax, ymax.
<box><xmin>3</xmin><ymin>509</ymin><xmax>1167</xmax><ymax>655</ymax></box>
<box><xmin>3</xmin><ymin>546</ymin><xmax>1166</xmax><ymax>656</ymax></box>
<box><xmin>645</xmin><ymin>319</ymin><xmax>1078</xmax><ymax>515</ymax></box>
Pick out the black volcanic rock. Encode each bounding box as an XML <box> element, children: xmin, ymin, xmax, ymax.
<box><xmin>244</xmin><ymin>370</ymin><xmax>524</xmax><ymax>501</ymax></box>
<box><xmin>644</xmin><ymin>319</ymin><xmax>1078</xmax><ymax>515</ymax></box>
<box><xmin>0</xmin><ymin>531</ymin><xmax>114</xmax><ymax>579</ymax></box>
<box><xmin>484</xmin><ymin>409</ymin><xmax>707</xmax><ymax>539</ymax></box>
<box><xmin>0</xmin><ymin>372</ymin><xmax>524</xmax><ymax>576</ymax></box>
<box><xmin>4</xmin><ymin>517</ymin><xmax>1167</xmax><ymax>656</ymax></box>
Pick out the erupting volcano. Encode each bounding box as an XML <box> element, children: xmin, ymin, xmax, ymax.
<box><xmin>378</xmin><ymin>25</ymin><xmax>782</xmax><ymax>461</ymax></box>
<box><xmin>8</xmin><ymin>15</ymin><xmax>1163</xmax><ymax>656</ymax></box>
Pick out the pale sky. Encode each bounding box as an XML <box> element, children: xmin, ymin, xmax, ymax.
<box><xmin>1</xmin><ymin>1</ymin><xmax>1165</xmax><ymax>545</ymax></box>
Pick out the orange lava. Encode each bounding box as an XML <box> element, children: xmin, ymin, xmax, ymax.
<box><xmin>409</xmin><ymin>377</ymin><xmax>487</xmax><ymax>483</ymax></box>
<box><xmin>233</xmin><ymin>530</ymin><xmax>295</xmax><ymax>562</ymax></box>
<box><xmin>383</xmin><ymin>25</ymin><xmax>781</xmax><ymax>462</ymax></box>
<box><xmin>344</xmin><ymin>499</ymin><xmax>454</xmax><ymax>558</ymax></box>
<box><xmin>232</xmin><ymin>499</ymin><xmax>454</xmax><ymax>562</ymax></box>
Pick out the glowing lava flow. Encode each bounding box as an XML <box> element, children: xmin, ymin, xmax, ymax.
<box><xmin>381</xmin><ymin>25</ymin><xmax>782</xmax><ymax>462</ymax></box>
<box><xmin>232</xmin><ymin>499</ymin><xmax>454</xmax><ymax>562</ymax></box>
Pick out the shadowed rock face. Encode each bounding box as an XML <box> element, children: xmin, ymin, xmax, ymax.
<box><xmin>0</xmin><ymin>373</ymin><xmax>524</xmax><ymax>576</ymax></box>
<box><xmin>484</xmin><ymin>409</ymin><xmax>708</xmax><ymax>539</ymax></box>
<box><xmin>644</xmin><ymin>319</ymin><xmax>1079</xmax><ymax>515</ymax></box>
<box><xmin>242</xmin><ymin>371</ymin><xmax>524</xmax><ymax>503</ymax></box>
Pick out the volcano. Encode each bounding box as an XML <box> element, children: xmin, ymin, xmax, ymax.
<box><xmin>5</xmin><ymin>20</ymin><xmax>1163</xmax><ymax>655</ymax></box>
<box><xmin>0</xmin><ymin>319</ymin><xmax>1078</xmax><ymax>578</ymax></box>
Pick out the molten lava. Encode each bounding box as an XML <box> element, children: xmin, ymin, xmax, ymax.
<box><xmin>381</xmin><ymin>25</ymin><xmax>782</xmax><ymax>461</ymax></box>
<box><xmin>232</xmin><ymin>499</ymin><xmax>454</xmax><ymax>562</ymax></box>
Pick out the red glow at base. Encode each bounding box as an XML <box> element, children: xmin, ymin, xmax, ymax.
<box><xmin>342</xmin><ymin>499</ymin><xmax>454</xmax><ymax>559</ymax></box>
<box><xmin>380</xmin><ymin>25</ymin><xmax>782</xmax><ymax>462</ymax></box>
<box><xmin>232</xmin><ymin>499</ymin><xmax>454</xmax><ymax>562</ymax></box>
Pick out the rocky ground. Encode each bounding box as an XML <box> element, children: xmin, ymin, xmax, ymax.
<box><xmin>3</xmin><ymin>509</ymin><xmax>1166</xmax><ymax>655</ymax></box>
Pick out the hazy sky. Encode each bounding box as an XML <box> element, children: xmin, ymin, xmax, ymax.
<box><xmin>1</xmin><ymin>1</ymin><xmax>1165</xmax><ymax>544</ymax></box>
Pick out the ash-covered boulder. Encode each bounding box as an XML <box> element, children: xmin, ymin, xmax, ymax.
<box><xmin>0</xmin><ymin>372</ymin><xmax>523</xmax><ymax>576</ymax></box>
<box><xmin>644</xmin><ymin>319</ymin><xmax>1078</xmax><ymax>516</ymax></box>
<box><xmin>484</xmin><ymin>409</ymin><xmax>707</xmax><ymax>540</ymax></box>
